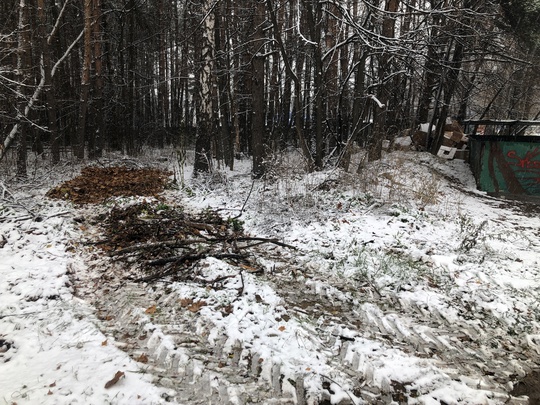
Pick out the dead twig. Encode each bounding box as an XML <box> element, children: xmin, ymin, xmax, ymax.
<box><xmin>46</xmin><ymin>210</ymin><xmax>72</xmax><ymax>219</ymax></box>
<box><xmin>183</xmin><ymin>220</ymin><xmax>215</xmax><ymax>232</ymax></box>
<box><xmin>319</xmin><ymin>374</ymin><xmax>357</xmax><ymax>404</ymax></box>
<box><xmin>0</xmin><ymin>310</ymin><xmax>52</xmax><ymax>319</ymax></box>
<box><xmin>130</xmin><ymin>263</ymin><xmax>195</xmax><ymax>283</ymax></box>
<box><xmin>233</xmin><ymin>180</ymin><xmax>256</xmax><ymax>219</ymax></box>
<box><xmin>232</xmin><ymin>236</ymin><xmax>297</xmax><ymax>250</ymax></box>
<box><xmin>109</xmin><ymin>236</ymin><xmax>295</xmax><ymax>257</ymax></box>
<box><xmin>93</xmin><ymin>200</ymin><xmax>296</xmax><ymax>287</ymax></box>
<box><xmin>131</xmin><ymin>252</ymin><xmax>248</xmax><ymax>283</ymax></box>
<box><xmin>147</xmin><ymin>252</ymin><xmax>246</xmax><ymax>266</ymax></box>
<box><xmin>108</xmin><ymin>239</ymin><xmax>208</xmax><ymax>255</ymax></box>
<box><xmin>0</xmin><ymin>181</ymin><xmax>39</xmax><ymax>220</ymax></box>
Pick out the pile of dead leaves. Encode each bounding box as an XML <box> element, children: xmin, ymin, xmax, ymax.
<box><xmin>46</xmin><ymin>166</ymin><xmax>171</xmax><ymax>204</ymax></box>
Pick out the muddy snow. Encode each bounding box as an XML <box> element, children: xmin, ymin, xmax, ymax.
<box><xmin>1</xmin><ymin>150</ymin><xmax>539</xmax><ymax>405</ymax></box>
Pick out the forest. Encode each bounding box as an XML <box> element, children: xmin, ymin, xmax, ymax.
<box><xmin>1</xmin><ymin>0</ymin><xmax>539</xmax><ymax>178</ymax></box>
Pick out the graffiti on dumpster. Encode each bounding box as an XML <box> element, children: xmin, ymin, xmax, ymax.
<box><xmin>507</xmin><ymin>148</ymin><xmax>540</xmax><ymax>170</ymax></box>
<box><xmin>472</xmin><ymin>137</ymin><xmax>540</xmax><ymax>198</ymax></box>
<box><xmin>506</xmin><ymin>147</ymin><xmax>540</xmax><ymax>186</ymax></box>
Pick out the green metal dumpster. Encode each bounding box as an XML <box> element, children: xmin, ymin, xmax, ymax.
<box><xmin>468</xmin><ymin>135</ymin><xmax>540</xmax><ymax>200</ymax></box>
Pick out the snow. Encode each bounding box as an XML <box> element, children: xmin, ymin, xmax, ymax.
<box><xmin>0</xmin><ymin>194</ymin><xmax>169</xmax><ymax>404</ymax></box>
<box><xmin>1</xmin><ymin>149</ymin><xmax>540</xmax><ymax>404</ymax></box>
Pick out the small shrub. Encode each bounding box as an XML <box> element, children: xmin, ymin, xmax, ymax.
<box><xmin>457</xmin><ymin>215</ymin><xmax>488</xmax><ymax>253</ymax></box>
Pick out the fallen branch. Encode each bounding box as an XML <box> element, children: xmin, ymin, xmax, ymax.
<box><xmin>0</xmin><ymin>182</ymin><xmax>39</xmax><ymax>220</ymax></box>
<box><xmin>108</xmin><ymin>239</ymin><xmax>208</xmax><ymax>256</ymax></box>
<box><xmin>183</xmin><ymin>220</ymin><xmax>216</xmax><ymax>232</ymax></box>
<box><xmin>92</xmin><ymin>201</ymin><xmax>297</xmax><ymax>287</ymax></box>
<box><xmin>0</xmin><ymin>310</ymin><xmax>52</xmax><ymax>319</ymax></box>
<box><xmin>231</xmin><ymin>236</ymin><xmax>297</xmax><ymax>250</ymax></box>
<box><xmin>147</xmin><ymin>252</ymin><xmax>246</xmax><ymax>266</ymax></box>
<box><xmin>131</xmin><ymin>252</ymin><xmax>248</xmax><ymax>283</ymax></box>
<box><xmin>46</xmin><ymin>210</ymin><xmax>72</xmax><ymax>219</ymax></box>
<box><xmin>233</xmin><ymin>180</ymin><xmax>255</xmax><ymax>219</ymax></box>
<box><xmin>109</xmin><ymin>236</ymin><xmax>296</xmax><ymax>257</ymax></box>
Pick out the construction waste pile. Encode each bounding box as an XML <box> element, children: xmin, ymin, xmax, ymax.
<box><xmin>396</xmin><ymin>119</ymin><xmax>469</xmax><ymax>160</ymax></box>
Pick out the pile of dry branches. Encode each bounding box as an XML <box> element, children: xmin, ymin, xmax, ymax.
<box><xmin>93</xmin><ymin>201</ymin><xmax>294</xmax><ymax>284</ymax></box>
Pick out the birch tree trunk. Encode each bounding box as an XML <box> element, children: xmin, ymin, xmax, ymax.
<box><xmin>193</xmin><ymin>0</ymin><xmax>216</xmax><ymax>174</ymax></box>
<box><xmin>305</xmin><ymin>0</ymin><xmax>324</xmax><ymax>169</ymax></box>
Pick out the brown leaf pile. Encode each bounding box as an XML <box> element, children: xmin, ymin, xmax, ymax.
<box><xmin>46</xmin><ymin>166</ymin><xmax>171</xmax><ymax>204</ymax></box>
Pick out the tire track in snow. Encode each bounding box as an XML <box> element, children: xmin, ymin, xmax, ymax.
<box><xmin>69</xmin><ymin>200</ymin><xmax>540</xmax><ymax>404</ymax></box>
<box><xmin>72</xmin><ymin>249</ymin><xmax>538</xmax><ymax>404</ymax></box>
<box><xmin>271</xmin><ymin>268</ymin><xmax>538</xmax><ymax>404</ymax></box>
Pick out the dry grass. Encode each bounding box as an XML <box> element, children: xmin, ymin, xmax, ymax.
<box><xmin>351</xmin><ymin>151</ymin><xmax>442</xmax><ymax>208</ymax></box>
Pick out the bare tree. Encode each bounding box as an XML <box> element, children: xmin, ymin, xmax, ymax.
<box><xmin>251</xmin><ymin>0</ymin><xmax>267</xmax><ymax>177</ymax></box>
<box><xmin>37</xmin><ymin>0</ymin><xmax>60</xmax><ymax>163</ymax></box>
<box><xmin>368</xmin><ymin>0</ymin><xmax>401</xmax><ymax>162</ymax></box>
<box><xmin>74</xmin><ymin>0</ymin><xmax>93</xmax><ymax>159</ymax></box>
<box><xmin>15</xmin><ymin>0</ymin><xmax>32</xmax><ymax>177</ymax></box>
<box><xmin>0</xmin><ymin>1</ymin><xmax>83</xmax><ymax>165</ymax></box>
<box><xmin>193</xmin><ymin>0</ymin><xmax>217</xmax><ymax>174</ymax></box>
<box><xmin>1</xmin><ymin>0</ymin><xmax>538</xmax><ymax>173</ymax></box>
<box><xmin>88</xmin><ymin>0</ymin><xmax>103</xmax><ymax>158</ymax></box>
<box><xmin>266</xmin><ymin>0</ymin><xmax>314</xmax><ymax>171</ymax></box>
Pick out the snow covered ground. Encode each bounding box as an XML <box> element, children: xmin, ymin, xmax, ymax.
<box><xmin>0</xmin><ymin>179</ymin><xmax>170</xmax><ymax>404</ymax></box>
<box><xmin>1</xmin><ymin>149</ymin><xmax>539</xmax><ymax>404</ymax></box>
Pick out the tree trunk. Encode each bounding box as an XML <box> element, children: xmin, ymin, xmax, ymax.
<box><xmin>416</xmin><ymin>6</ymin><xmax>443</xmax><ymax>125</ymax></box>
<box><xmin>125</xmin><ymin>0</ymin><xmax>137</xmax><ymax>154</ymax></box>
<box><xmin>368</xmin><ymin>0</ymin><xmax>400</xmax><ymax>162</ymax></box>
<box><xmin>16</xmin><ymin>0</ymin><xmax>32</xmax><ymax>177</ymax></box>
<box><xmin>157</xmin><ymin>0</ymin><xmax>169</xmax><ymax>138</ymax></box>
<box><xmin>328</xmin><ymin>2</ymin><xmax>344</xmax><ymax>157</ymax></box>
<box><xmin>251</xmin><ymin>0</ymin><xmax>266</xmax><ymax>178</ymax></box>
<box><xmin>305</xmin><ymin>0</ymin><xmax>324</xmax><ymax>169</ymax></box>
<box><xmin>89</xmin><ymin>0</ymin><xmax>103</xmax><ymax>158</ymax></box>
<box><xmin>75</xmin><ymin>0</ymin><xmax>93</xmax><ymax>160</ymax></box>
<box><xmin>215</xmin><ymin>0</ymin><xmax>234</xmax><ymax>169</ymax></box>
<box><xmin>37</xmin><ymin>0</ymin><xmax>61</xmax><ymax>164</ymax></box>
<box><xmin>194</xmin><ymin>0</ymin><xmax>215</xmax><ymax>174</ymax></box>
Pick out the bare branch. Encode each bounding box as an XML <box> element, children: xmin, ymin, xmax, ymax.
<box><xmin>0</xmin><ymin>28</ymin><xmax>84</xmax><ymax>162</ymax></box>
<box><xmin>48</xmin><ymin>0</ymin><xmax>73</xmax><ymax>45</ymax></box>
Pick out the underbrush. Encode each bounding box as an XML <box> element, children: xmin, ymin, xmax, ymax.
<box><xmin>331</xmin><ymin>245</ymin><xmax>454</xmax><ymax>297</ymax></box>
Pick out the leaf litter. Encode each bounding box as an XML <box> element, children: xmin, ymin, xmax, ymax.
<box><xmin>46</xmin><ymin>166</ymin><xmax>171</xmax><ymax>204</ymax></box>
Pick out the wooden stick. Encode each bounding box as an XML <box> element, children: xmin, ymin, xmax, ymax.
<box><xmin>147</xmin><ymin>252</ymin><xmax>246</xmax><ymax>266</ymax></box>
